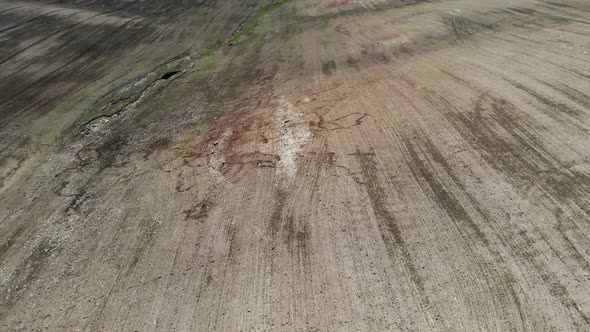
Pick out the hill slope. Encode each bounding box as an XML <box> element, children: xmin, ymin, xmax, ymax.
<box><xmin>2</xmin><ymin>0</ymin><xmax>590</xmax><ymax>330</ymax></box>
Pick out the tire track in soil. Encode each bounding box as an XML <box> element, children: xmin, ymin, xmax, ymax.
<box><xmin>0</xmin><ymin>1</ymin><xmax>143</xmax><ymax>67</ymax></box>
<box><xmin>395</xmin><ymin>67</ymin><xmax>590</xmax><ymax>326</ymax></box>
<box><xmin>352</xmin><ymin>147</ymin><xmax>436</xmax><ymax>328</ymax></box>
<box><xmin>0</xmin><ymin>16</ymin><xmax>141</xmax><ymax>107</ymax></box>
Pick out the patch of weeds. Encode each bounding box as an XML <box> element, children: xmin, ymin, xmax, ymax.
<box><xmin>229</xmin><ymin>30</ymin><xmax>246</xmax><ymax>46</ymax></box>
<box><xmin>320</xmin><ymin>16</ymin><xmax>332</xmax><ymax>45</ymax></box>
<box><xmin>278</xmin><ymin>4</ymin><xmax>301</xmax><ymax>41</ymax></box>
<box><xmin>228</xmin><ymin>0</ymin><xmax>291</xmax><ymax>46</ymax></box>
<box><xmin>257</xmin><ymin>11</ymin><xmax>273</xmax><ymax>33</ymax></box>
<box><xmin>442</xmin><ymin>14</ymin><xmax>474</xmax><ymax>41</ymax></box>
<box><xmin>187</xmin><ymin>48</ymin><xmax>218</xmax><ymax>83</ymax></box>
<box><xmin>322</xmin><ymin>59</ymin><xmax>336</xmax><ymax>75</ymax></box>
<box><xmin>171</xmin><ymin>48</ymin><xmax>217</xmax><ymax>91</ymax></box>
<box><xmin>345</xmin><ymin>56</ymin><xmax>360</xmax><ymax>70</ymax></box>
<box><xmin>205</xmin><ymin>0</ymin><xmax>284</xmax><ymax>103</ymax></box>
<box><xmin>268</xmin><ymin>0</ymin><xmax>290</xmax><ymax>11</ymax></box>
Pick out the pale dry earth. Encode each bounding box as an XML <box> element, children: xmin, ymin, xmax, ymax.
<box><xmin>1</xmin><ymin>0</ymin><xmax>590</xmax><ymax>330</ymax></box>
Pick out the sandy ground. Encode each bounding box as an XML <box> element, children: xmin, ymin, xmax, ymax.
<box><xmin>2</xmin><ymin>0</ymin><xmax>590</xmax><ymax>330</ymax></box>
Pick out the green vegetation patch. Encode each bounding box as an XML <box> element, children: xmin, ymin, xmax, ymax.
<box><xmin>228</xmin><ymin>31</ymin><xmax>246</xmax><ymax>46</ymax></box>
<box><xmin>227</xmin><ymin>0</ymin><xmax>291</xmax><ymax>46</ymax></box>
<box><xmin>320</xmin><ymin>16</ymin><xmax>332</xmax><ymax>44</ymax></box>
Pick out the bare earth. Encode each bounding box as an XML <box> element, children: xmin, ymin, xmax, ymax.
<box><xmin>1</xmin><ymin>0</ymin><xmax>590</xmax><ymax>330</ymax></box>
